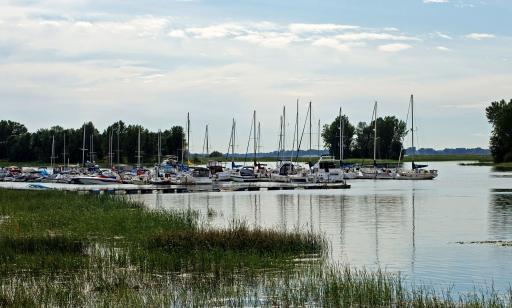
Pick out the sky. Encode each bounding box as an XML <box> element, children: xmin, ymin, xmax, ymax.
<box><xmin>0</xmin><ymin>0</ymin><xmax>511</xmax><ymax>153</ymax></box>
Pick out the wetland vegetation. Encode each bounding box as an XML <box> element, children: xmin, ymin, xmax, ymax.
<box><xmin>1</xmin><ymin>189</ymin><xmax>511</xmax><ymax>306</ymax></box>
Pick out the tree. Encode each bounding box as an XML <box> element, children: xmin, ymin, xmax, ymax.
<box><xmin>321</xmin><ymin>115</ymin><xmax>355</xmax><ymax>159</ymax></box>
<box><xmin>209</xmin><ymin>151</ymin><xmax>223</xmax><ymax>158</ymax></box>
<box><xmin>353</xmin><ymin>116</ymin><xmax>407</xmax><ymax>160</ymax></box>
<box><xmin>486</xmin><ymin>99</ymin><xmax>512</xmax><ymax>163</ymax></box>
<box><xmin>0</xmin><ymin>120</ymin><xmax>27</xmax><ymax>159</ymax></box>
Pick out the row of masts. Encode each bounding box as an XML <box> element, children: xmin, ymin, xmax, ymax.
<box><xmin>48</xmin><ymin>96</ymin><xmax>417</xmax><ymax>169</ymax></box>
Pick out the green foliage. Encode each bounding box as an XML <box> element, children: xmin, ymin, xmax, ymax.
<box><xmin>0</xmin><ymin>120</ymin><xmax>186</xmax><ymax>165</ymax></box>
<box><xmin>486</xmin><ymin>99</ymin><xmax>512</xmax><ymax>163</ymax></box>
<box><xmin>209</xmin><ymin>150</ymin><xmax>223</xmax><ymax>158</ymax></box>
<box><xmin>322</xmin><ymin>115</ymin><xmax>406</xmax><ymax>160</ymax></box>
<box><xmin>321</xmin><ymin>115</ymin><xmax>355</xmax><ymax>159</ymax></box>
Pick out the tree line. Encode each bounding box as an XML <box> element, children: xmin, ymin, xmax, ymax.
<box><xmin>486</xmin><ymin>99</ymin><xmax>512</xmax><ymax>163</ymax></box>
<box><xmin>321</xmin><ymin>115</ymin><xmax>407</xmax><ymax>160</ymax></box>
<box><xmin>0</xmin><ymin>120</ymin><xmax>186</xmax><ymax>165</ymax></box>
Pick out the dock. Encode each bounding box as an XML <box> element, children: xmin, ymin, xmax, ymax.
<box><xmin>2</xmin><ymin>181</ymin><xmax>351</xmax><ymax>195</ymax></box>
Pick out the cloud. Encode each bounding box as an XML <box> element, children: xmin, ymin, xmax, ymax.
<box><xmin>311</xmin><ymin>38</ymin><xmax>352</xmax><ymax>51</ymax></box>
<box><xmin>436</xmin><ymin>46</ymin><xmax>452</xmax><ymax>51</ymax></box>
<box><xmin>235</xmin><ymin>32</ymin><xmax>297</xmax><ymax>48</ymax></box>
<box><xmin>464</xmin><ymin>33</ymin><xmax>496</xmax><ymax>40</ymax></box>
<box><xmin>168</xmin><ymin>29</ymin><xmax>187</xmax><ymax>38</ymax></box>
<box><xmin>435</xmin><ymin>31</ymin><xmax>452</xmax><ymax>39</ymax></box>
<box><xmin>288</xmin><ymin>23</ymin><xmax>359</xmax><ymax>33</ymax></box>
<box><xmin>377</xmin><ymin>43</ymin><xmax>412</xmax><ymax>52</ymax></box>
<box><xmin>335</xmin><ymin>32</ymin><xmax>419</xmax><ymax>42</ymax></box>
<box><xmin>423</xmin><ymin>0</ymin><xmax>449</xmax><ymax>3</ymax></box>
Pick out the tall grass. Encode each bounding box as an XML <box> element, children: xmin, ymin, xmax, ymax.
<box><xmin>1</xmin><ymin>189</ymin><xmax>511</xmax><ymax>306</ymax></box>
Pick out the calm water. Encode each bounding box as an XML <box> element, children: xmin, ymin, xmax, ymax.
<box><xmin>132</xmin><ymin>162</ymin><xmax>512</xmax><ymax>292</ymax></box>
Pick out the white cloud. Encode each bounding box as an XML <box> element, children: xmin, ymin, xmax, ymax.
<box><xmin>378</xmin><ymin>43</ymin><xmax>412</xmax><ymax>52</ymax></box>
<box><xmin>335</xmin><ymin>32</ymin><xmax>419</xmax><ymax>42</ymax></box>
<box><xmin>464</xmin><ymin>33</ymin><xmax>496</xmax><ymax>40</ymax></box>
<box><xmin>235</xmin><ymin>32</ymin><xmax>297</xmax><ymax>48</ymax></box>
<box><xmin>289</xmin><ymin>23</ymin><xmax>359</xmax><ymax>33</ymax></box>
<box><xmin>311</xmin><ymin>38</ymin><xmax>351</xmax><ymax>51</ymax></box>
<box><xmin>436</xmin><ymin>46</ymin><xmax>452</xmax><ymax>51</ymax></box>
<box><xmin>435</xmin><ymin>31</ymin><xmax>452</xmax><ymax>39</ymax></box>
<box><xmin>168</xmin><ymin>29</ymin><xmax>187</xmax><ymax>38</ymax></box>
<box><xmin>423</xmin><ymin>0</ymin><xmax>449</xmax><ymax>3</ymax></box>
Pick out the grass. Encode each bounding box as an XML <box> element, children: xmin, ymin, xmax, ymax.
<box><xmin>0</xmin><ymin>189</ymin><xmax>511</xmax><ymax>306</ymax></box>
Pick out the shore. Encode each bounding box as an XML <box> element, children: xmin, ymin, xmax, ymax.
<box><xmin>1</xmin><ymin>189</ymin><xmax>510</xmax><ymax>306</ymax></box>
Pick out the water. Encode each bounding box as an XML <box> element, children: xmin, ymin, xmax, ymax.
<box><xmin>132</xmin><ymin>162</ymin><xmax>512</xmax><ymax>293</ymax></box>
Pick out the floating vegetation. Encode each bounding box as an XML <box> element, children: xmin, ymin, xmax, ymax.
<box><xmin>456</xmin><ymin>240</ymin><xmax>512</xmax><ymax>247</ymax></box>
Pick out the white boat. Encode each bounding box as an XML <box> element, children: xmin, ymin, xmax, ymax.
<box><xmin>231</xmin><ymin>166</ymin><xmax>259</xmax><ymax>183</ymax></box>
<box><xmin>180</xmin><ymin>167</ymin><xmax>213</xmax><ymax>185</ymax></box>
<box><xmin>396</xmin><ymin>95</ymin><xmax>438</xmax><ymax>180</ymax></box>
<box><xmin>309</xmin><ymin>156</ymin><xmax>345</xmax><ymax>183</ymax></box>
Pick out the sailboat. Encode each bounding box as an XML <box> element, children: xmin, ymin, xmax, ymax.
<box><xmin>396</xmin><ymin>95</ymin><xmax>438</xmax><ymax>180</ymax></box>
<box><xmin>213</xmin><ymin>119</ymin><xmax>238</xmax><ymax>181</ymax></box>
<box><xmin>231</xmin><ymin>111</ymin><xmax>262</xmax><ymax>182</ymax></box>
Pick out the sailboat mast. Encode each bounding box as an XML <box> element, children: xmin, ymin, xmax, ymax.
<box><xmin>309</xmin><ymin>101</ymin><xmax>312</xmax><ymax>151</ymax></box>
<box><xmin>253</xmin><ymin>110</ymin><xmax>257</xmax><ymax>165</ymax></box>
<box><xmin>206</xmin><ymin>125</ymin><xmax>209</xmax><ymax>156</ymax></box>
<box><xmin>295</xmin><ymin>99</ymin><xmax>299</xmax><ymax>158</ymax></box>
<box><xmin>117</xmin><ymin>121</ymin><xmax>120</xmax><ymax>165</ymax></box>
<box><xmin>158</xmin><ymin>129</ymin><xmax>161</xmax><ymax>165</ymax></box>
<box><xmin>411</xmin><ymin>95</ymin><xmax>415</xmax><ymax>169</ymax></box>
<box><xmin>317</xmin><ymin>119</ymin><xmax>320</xmax><ymax>157</ymax></box>
<box><xmin>137</xmin><ymin>127</ymin><xmax>141</xmax><ymax>168</ymax></box>
<box><xmin>62</xmin><ymin>132</ymin><xmax>66</xmax><ymax>167</ymax></box>
<box><xmin>278</xmin><ymin>115</ymin><xmax>283</xmax><ymax>160</ymax></box>
<box><xmin>89</xmin><ymin>134</ymin><xmax>94</xmax><ymax>164</ymax></box>
<box><xmin>283</xmin><ymin>106</ymin><xmax>286</xmax><ymax>157</ymax></box>
<box><xmin>257</xmin><ymin>121</ymin><xmax>261</xmax><ymax>157</ymax></box>
<box><xmin>373</xmin><ymin>102</ymin><xmax>378</xmax><ymax>167</ymax></box>
<box><xmin>187</xmin><ymin>112</ymin><xmax>190</xmax><ymax>164</ymax></box>
<box><xmin>81</xmin><ymin>124</ymin><xmax>86</xmax><ymax>167</ymax></box>
<box><xmin>231</xmin><ymin>119</ymin><xmax>236</xmax><ymax>163</ymax></box>
<box><xmin>339</xmin><ymin>107</ymin><xmax>343</xmax><ymax>164</ymax></box>
<box><xmin>50</xmin><ymin>135</ymin><xmax>55</xmax><ymax>168</ymax></box>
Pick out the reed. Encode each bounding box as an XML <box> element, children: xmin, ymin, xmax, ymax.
<box><xmin>1</xmin><ymin>189</ymin><xmax>511</xmax><ymax>307</ymax></box>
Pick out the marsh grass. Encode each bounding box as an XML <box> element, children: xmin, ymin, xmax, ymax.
<box><xmin>1</xmin><ymin>189</ymin><xmax>511</xmax><ymax>306</ymax></box>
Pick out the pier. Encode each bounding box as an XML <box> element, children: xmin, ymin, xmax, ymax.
<box><xmin>3</xmin><ymin>181</ymin><xmax>351</xmax><ymax>195</ymax></box>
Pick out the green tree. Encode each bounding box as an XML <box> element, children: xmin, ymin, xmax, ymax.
<box><xmin>321</xmin><ymin>115</ymin><xmax>355</xmax><ymax>159</ymax></box>
<box><xmin>0</xmin><ymin>120</ymin><xmax>27</xmax><ymax>159</ymax></box>
<box><xmin>486</xmin><ymin>99</ymin><xmax>512</xmax><ymax>163</ymax></box>
<box><xmin>353</xmin><ymin>116</ymin><xmax>407</xmax><ymax>160</ymax></box>
<box><xmin>209</xmin><ymin>151</ymin><xmax>223</xmax><ymax>158</ymax></box>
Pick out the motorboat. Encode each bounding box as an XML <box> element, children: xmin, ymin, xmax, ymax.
<box><xmin>180</xmin><ymin>167</ymin><xmax>213</xmax><ymax>185</ymax></box>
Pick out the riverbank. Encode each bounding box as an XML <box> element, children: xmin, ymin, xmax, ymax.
<box><xmin>0</xmin><ymin>189</ymin><xmax>510</xmax><ymax>306</ymax></box>
<box><xmin>0</xmin><ymin>154</ymin><xmax>493</xmax><ymax>168</ymax></box>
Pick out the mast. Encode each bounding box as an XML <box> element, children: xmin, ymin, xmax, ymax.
<box><xmin>109</xmin><ymin>129</ymin><xmax>114</xmax><ymax>168</ymax></box>
<box><xmin>136</xmin><ymin>127</ymin><xmax>141</xmax><ymax>168</ymax></box>
<box><xmin>253</xmin><ymin>110</ymin><xmax>257</xmax><ymax>165</ymax></box>
<box><xmin>187</xmin><ymin>112</ymin><xmax>190</xmax><ymax>164</ymax></box>
<box><xmin>81</xmin><ymin>124</ymin><xmax>87</xmax><ymax>167</ymax></box>
<box><xmin>339</xmin><ymin>107</ymin><xmax>343</xmax><ymax>164</ymax></box>
<box><xmin>257</xmin><ymin>121</ymin><xmax>261</xmax><ymax>158</ymax></box>
<box><xmin>373</xmin><ymin>102</ymin><xmax>378</xmax><ymax>167</ymax></box>
<box><xmin>62</xmin><ymin>132</ymin><xmax>67</xmax><ymax>167</ymax></box>
<box><xmin>309</xmin><ymin>101</ymin><xmax>312</xmax><ymax>151</ymax></box>
<box><xmin>231</xmin><ymin>119</ymin><xmax>236</xmax><ymax>165</ymax></box>
<box><xmin>158</xmin><ymin>129</ymin><xmax>161</xmax><ymax>165</ymax></box>
<box><xmin>89</xmin><ymin>134</ymin><xmax>95</xmax><ymax>164</ymax></box>
<box><xmin>283</xmin><ymin>106</ymin><xmax>286</xmax><ymax>158</ymax></box>
<box><xmin>117</xmin><ymin>121</ymin><xmax>120</xmax><ymax>165</ymax></box>
<box><xmin>411</xmin><ymin>95</ymin><xmax>415</xmax><ymax>169</ymax></box>
<box><xmin>206</xmin><ymin>125</ymin><xmax>209</xmax><ymax>156</ymax></box>
<box><xmin>50</xmin><ymin>135</ymin><xmax>55</xmax><ymax>168</ymax></box>
<box><xmin>317</xmin><ymin>119</ymin><xmax>321</xmax><ymax>157</ymax></box>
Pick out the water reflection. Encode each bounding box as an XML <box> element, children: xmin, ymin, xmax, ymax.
<box><xmin>132</xmin><ymin>162</ymin><xmax>512</xmax><ymax>292</ymax></box>
<box><xmin>489</xmin><ymin>193</ymin><xmax>512</xmax><ymax>238</ymax></box>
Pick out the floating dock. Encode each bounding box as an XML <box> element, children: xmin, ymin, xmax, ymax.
<box><xmin>2</xmin><ymin>181</ymin><xmax>350</xmax><ymax>195</ymax></box>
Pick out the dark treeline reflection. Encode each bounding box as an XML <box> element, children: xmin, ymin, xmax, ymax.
<box><xmin>0</xmin><ymin>120</ymin><xmax>185</xmax><ymax>164</ymax></box>
<box><xmin>488</xmin><ymin>193</ymin><xmax>512</xmax><ymax>237</ymax></box>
